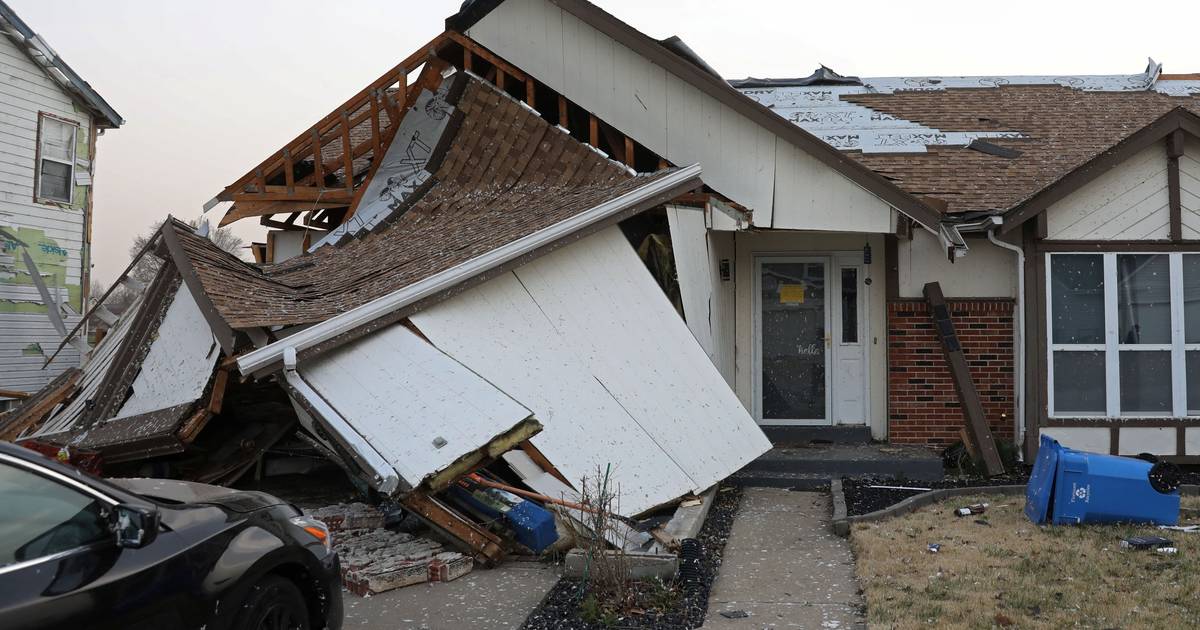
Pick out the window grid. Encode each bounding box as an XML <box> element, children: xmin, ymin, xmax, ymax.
<box><xmin>35</xmin><ymin>114</ymin><xmax>77</xmax><ymax>204</ymax></box>
<box><xmin>1048</xmin><ymin>252</ymin><xmax>1200</xmax><ymax>418</ymax></box>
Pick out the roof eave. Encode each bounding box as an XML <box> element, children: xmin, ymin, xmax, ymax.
<box><xmin>0</xmin><ymin>1</ymin><xmax>123</xmax><ymax>128</ymax></box>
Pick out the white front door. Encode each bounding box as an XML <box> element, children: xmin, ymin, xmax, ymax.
<box><xmin>753</xmin><ymin>254</ymin><xmax>869</xmax><ymax>426</ymax></box>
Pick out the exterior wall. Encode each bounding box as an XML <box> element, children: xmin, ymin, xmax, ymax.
<box><xmin>0</xmin><ymin>33</ymin><xmax>95</xmax><ymax>396</ymax></box>
<box><xmin>897</xmin><ymin>229</ymin><xmax>1018</xmax><ymax>298</ymax></box>
<box><xmin>1045</xmin><ymin>143</ymin><xmax>1170</xmax><ymax>240</ymax></box>
<box><xmin>731</xmin><ymin>230</ymin><xmax>888</xmax><ymax>437</ymax></box>
<box><xmin>666</xmin><ymin>205</ymin><xmax>735</xmax><ymax>384</ymax></box>
<box><xmin>887</xmin><ymin>299</ymin><xmax>1016</xmax><ymax>446</ymax></box>
<box><xmin>465</xmin><ymin>0</ymin><xmax>895</xmax><ymax>233</ymax></box>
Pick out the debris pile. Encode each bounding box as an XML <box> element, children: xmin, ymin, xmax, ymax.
<box><xmin>305</xmin><ymin>502</ymin><xmax>472</xmax><ymax>596</ymax></box>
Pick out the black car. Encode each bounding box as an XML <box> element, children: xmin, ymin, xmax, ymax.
<box><xmin>0</xmin><ymin>441</ymin><xmax>343</xmax><ymax>630</ymax></box>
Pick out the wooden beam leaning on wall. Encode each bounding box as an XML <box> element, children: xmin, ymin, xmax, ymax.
<box><xmin>923</xmin><ymin>282</ymin><xmax>1005</xmax><ymax>476</ymax></box>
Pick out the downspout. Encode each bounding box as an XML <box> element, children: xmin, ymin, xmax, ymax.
<box><xmin>281</xmin><ymin>346</ymin><xmax>401</xmax><ymax>494</ymax></box>
<box><xmin>987</xmin><ymin>226</ymin><xmax>1025</xmax><ymax>460</ymax></box>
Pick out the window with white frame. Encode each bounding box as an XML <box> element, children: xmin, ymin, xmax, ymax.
<box><xmin>1048</xmin><ymin>252</ymin><xmax>1200</xmax><ymax>417</ymax></box>
<box><xmin>36</xmin><ymin>114</ymin><xmax>76</xmax><ymax>204</ymax></box>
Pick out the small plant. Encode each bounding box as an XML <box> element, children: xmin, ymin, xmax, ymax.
<box><xmin>566</xmin><ymin>464</ymin><xmax>635</xmax><ymax>617</ymax></box>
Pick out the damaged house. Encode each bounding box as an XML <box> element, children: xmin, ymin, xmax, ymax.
<box><xmin>8</xmin><ymin>0</ymin><xmax>1200</xmax><ymax>570</ymax></box>
<box><xmin>0</xmin><ymin>28</ymin><xmax>771</xmax><ymax>565</ymax></box>
<box><xmin>0</xmin><ymin>1</ymin><xmax>122</xmax><ymax>409</ymax></box>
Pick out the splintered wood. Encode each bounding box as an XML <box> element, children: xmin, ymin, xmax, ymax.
<box><xmin>307</xmin><ymin>503</ymin><xmax>472</xmax><ymax>596</ymax></box>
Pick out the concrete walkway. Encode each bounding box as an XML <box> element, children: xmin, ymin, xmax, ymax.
<box><xmin>343</xmin><ymin>560</ymin><xmax>560</xmax><ymax>629</ymax></box>
<box><xmin>703</xmin><ymin>489</ymin><xmax>864</xmax><ymax>629</ymax></box>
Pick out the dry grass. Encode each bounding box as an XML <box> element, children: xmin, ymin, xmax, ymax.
<box><xmin>851</xmin><ymin>495</ymin><xmax>1200</xmax><ymax>629</ymax></box>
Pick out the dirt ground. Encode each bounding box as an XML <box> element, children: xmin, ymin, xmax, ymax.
<box><xmin>852</xmin><ymin>494</ymin><xmax>1200</xmax><ymax>629</ymax></box>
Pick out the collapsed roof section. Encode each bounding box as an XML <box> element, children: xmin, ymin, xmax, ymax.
<box><xmin>175</xmin><ymin>73</ymin><xmax>693</xmax><ymax>332</ymax></box>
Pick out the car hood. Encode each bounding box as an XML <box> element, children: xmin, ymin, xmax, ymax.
<box><xmin>110</xmin><ymin>478</ymin><xmax>288</xmax><ymax>513</ymax></box>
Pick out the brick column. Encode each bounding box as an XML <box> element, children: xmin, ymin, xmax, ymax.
<box><xmin>887</xmin><ymin>299</ymin><xmax>1015</xmax><ymax>446</ymax></box>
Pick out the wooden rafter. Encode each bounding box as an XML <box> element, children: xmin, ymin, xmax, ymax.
<box><xmin>219</xmin><ymin>29</ymin><xmax>670</xmax><ymax>228</ymax></box>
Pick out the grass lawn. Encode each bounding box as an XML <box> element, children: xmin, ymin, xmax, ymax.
<box><xmin>851</xmin><ymin>494</ymin><xmax>1200</xmax><ymax>629</ymax></box>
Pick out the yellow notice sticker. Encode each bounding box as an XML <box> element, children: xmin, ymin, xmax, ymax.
<box><xmin>779</xmin><ymin>283</ymin><xmax>806</xmax><ymax>304</ymax></box>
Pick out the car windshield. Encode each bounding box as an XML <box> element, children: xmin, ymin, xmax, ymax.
<box><xmin>0</xmin><ymin>461</ymin><xmax>111</xmax><ymax>567</ymax></box>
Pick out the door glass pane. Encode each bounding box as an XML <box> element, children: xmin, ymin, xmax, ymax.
<box><xmin>761</xmin><ymin>261</ymin><xmax>825</xmax><ymax>420</ymax></box>
<box><xmin>0</xmin><ymin>463</ymin><xmax>110</xmax><ymax>565</ymax></box>
<box><xmin>1188</xmin><ymin>351</ymin><xmax>1200</xmax><ymax>415</ymax></box>
<box><xmin>1185</xmin><ymin>255</ymin><xmax>1200</xmax><ymax>344</ymax></box>
<box><xmin>1050</xmin><ymin>255</ymin><xmax>1104</xmax><ymax>344</ymax></box>
<box><xmin>1120</xmin><ymin>350</ymin><xmax>1172</xmax><ymax>413</ymax></box>
<box><xmin>1116</xmin><ymin>254</ymin><xmax>1170</xmax><ymax>344</ymax></box>
<box><xmin>1052</xmin><ymin>351</ymin><xmax>1105</xmax><ymax>414</ymax></box>
<box><xmin>841</xmin><ymin>268</ymin><xmax>858</xmax><ymax>344</ymax></box>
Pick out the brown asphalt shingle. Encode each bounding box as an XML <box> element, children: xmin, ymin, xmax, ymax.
<box><xmin>837</xmin><ymin>86</ymin><xmax>1200</xmax><ymax>214</ymax></box>
<box><xmin>173</xmin><ymin>77</ymin><xmax>676</xmax><ymax>329</ymax></box>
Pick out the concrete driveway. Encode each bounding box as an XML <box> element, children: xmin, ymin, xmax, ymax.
<box><xmin>342</xmin><ymin>560</ymin><xmax>560</xmax><ymax>629</ymax></box>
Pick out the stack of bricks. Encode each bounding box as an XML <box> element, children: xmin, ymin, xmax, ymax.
<box><xmin>306</xmin><ymin>503</ymin><xmax>473</xmax><ymax>596</ymax></box>
<box><xmin>887</xmin><ymin>298</ymin><xmax>1015</xmax><ymax>447</ymax></box>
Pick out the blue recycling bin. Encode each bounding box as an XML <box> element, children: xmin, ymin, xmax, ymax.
<box><xmin>1025</xmin><ymin>435</ymin><xmax>1180</xmax><ymax>525</ymax></box>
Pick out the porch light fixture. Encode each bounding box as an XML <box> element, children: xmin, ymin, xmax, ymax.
<box><xmin>863</xmin><ymin>243</ymin><xmax>872</xmax><ymax>265</ymax></box>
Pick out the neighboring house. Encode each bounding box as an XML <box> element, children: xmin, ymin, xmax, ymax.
<box><xmin>0</xmin><ymin>1</ymin><xmax>121</xmax><ymax>407</ymax></box>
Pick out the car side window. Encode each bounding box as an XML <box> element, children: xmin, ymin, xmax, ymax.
<box><xmin>0</xmin><ymin>461</ymin><xmax>111</xmax><ymax>567</ymax></box>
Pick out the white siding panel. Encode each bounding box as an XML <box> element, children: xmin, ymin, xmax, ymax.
<box><xmin>1117</xmin><ymin>427</ymin><xmax>1177</xmax><ymax>456</ymax></box>
<box><xmin>112</xmin><ymin>288</ymin><xmax>219</xmax><ymax>419</ymax></box>
<box><xmin>667</xmin><ymin>205</ymin><xmax>715</xmax><ymax>356</ymax></box>
<box><xmin>1181</xmin><ymin>137</ymin><xmax>1200</xmax><ymax>237</ymax></box>
<box><xmin>772</xmin><ymin>140</ymin><xmax>893</xmax><ymax>232</ymax></box>
<box><xmin>299</xmin><ymin>323</ymin><xmax>533</xmax><ymax>489</ymax></box>
<box><xmin>708</xmin><ymin>230</ymin><xmax>736</xmax><ymax>384</ymax></box>
<box><xmin>511</xmin><ymin>227</ymin><xmax>768</xmax><ymax>494</ymax></box>
<box><xmin>1040</xmin><ymin>427</ymin><xmax>1111</xmax><ymax>454</ymax></box>
<box><xmin>414</xmin><ymin>227</ymin><xmax>768</xmax><ymax>515</ymax></box>
<box><xmin>1046</xmin><ymin>144</ymin><xmax>1170</xmax><ymax>240</ymax></box>
<box><xmin>1185</xmin><ymin>427</ymin><xmax>1200</xmax><ymax>456</ymax></box>
<box><xmin>413</xmin><ymin>271</ymin><xmax>699</xmax><ymax>515</ymax></box>
<box><xmin>898</xmin><ymin>229</ymin><xmax>1018</xmax><ymax>298</ymax></box>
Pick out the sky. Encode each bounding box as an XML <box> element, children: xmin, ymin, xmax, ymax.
<box><xmin>9</xmin><ymin>0</ymin><xmax>1200</xmax><ymax>285</ymax></box>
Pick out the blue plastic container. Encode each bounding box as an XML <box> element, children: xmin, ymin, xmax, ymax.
<box><xmin>1025</xmin><ymin>435</ymin><xmax>1180</xmax><ymax>525</ymax></box>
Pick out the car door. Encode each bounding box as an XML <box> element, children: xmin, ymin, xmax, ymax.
<box><xmin>0</xmin><ymin>455</ymin><xmax>192</xmax><ymax>630</ymax></box>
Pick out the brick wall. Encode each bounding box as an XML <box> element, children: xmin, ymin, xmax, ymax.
<box><xmin>888</xmin><ymin>299</ymin><xmax>1015</xmax><ymax>447</ymax></box>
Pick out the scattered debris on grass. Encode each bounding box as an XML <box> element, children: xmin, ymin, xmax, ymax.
<box><xmin>852</xmin><ymin>494</ymin><xmax>1200</xmax><ymax>629</ymax></box>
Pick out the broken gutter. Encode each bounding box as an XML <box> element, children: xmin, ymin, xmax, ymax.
<box><xmin>938</xmin><ymin>215</ymin><xmax>1002</xmax><ymax>262</ymax></box>
<box><xmin>236</xmin><ymin>162</ymin><xmax>704</xmax><ymax>377</ymax></box>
